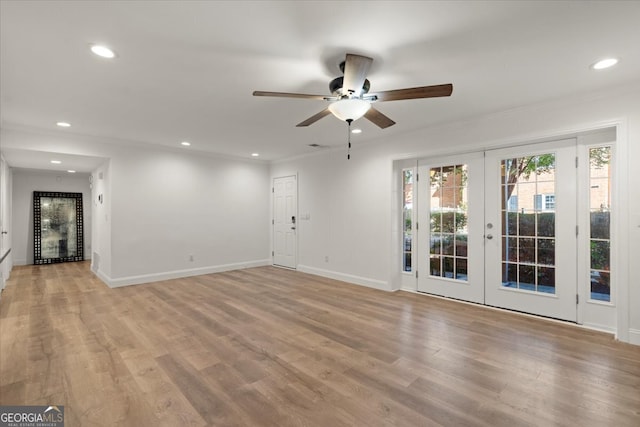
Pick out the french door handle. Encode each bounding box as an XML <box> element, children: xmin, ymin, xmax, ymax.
<box><xmin>291</xmin><ymin>227</ymin><xmax>296</xmax><ymax>230</ymax></box>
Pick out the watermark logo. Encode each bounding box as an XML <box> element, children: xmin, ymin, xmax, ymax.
<box><xmin>0</xmin><ymin>405</ymin><xmax>64</xmax><ymax>427</ymax></box>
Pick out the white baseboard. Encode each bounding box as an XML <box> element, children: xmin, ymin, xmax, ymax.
<box><xmin>94</xmin><ymin>268</ymin><xmax>112</xmax><ymax>287</ymax></box>
<box><xmin>96</xmin><ymin>259</ymin><xmax>271</xmax><ymax>288</ymax></box>
<box><xmin>581</xmin><ymin>322</ymin><xmax>616</xmax><ymax>335</ymax></box>
<box><xmin>297</xmin><ymin>264</ymin><xmax>391</xmax><ymax>292</ymax></box>
<box><xmin>629</xmin><ymin>329</ymin><xmax>640</xmax><ymax>345</ymax></box>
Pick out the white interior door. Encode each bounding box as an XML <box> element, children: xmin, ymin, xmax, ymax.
<box><xmin>484</xmin><ymin>139</ymin><xmax>577</xmax><ymax>321</ymax></box>
<box><xmin>417</xmin><ymin>152</ymin><xmax>485</xmax><ymax>304</ymax></box>
<box><xmin>273</xmin><ymin>175</ymin><xmax>297</xmax><ymax>269</ymax></box>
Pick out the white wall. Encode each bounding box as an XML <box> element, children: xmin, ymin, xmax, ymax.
<box><xmin>271</xmin><ymin>82</ymin><xmax>640</xmax><ymax>344</ymax></box>
<box><xmin>11</xmin><ymin>169</ymin><xmax>92</xmax><ymax>265</ymax></box>
<box><xmin>107</xmin><ymin>145</ymin><xmax>271</xmax><ymax>285</ymax></box>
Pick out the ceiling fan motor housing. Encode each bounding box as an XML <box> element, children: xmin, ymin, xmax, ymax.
<box><xmin>329</xmin><ymin>76</ymin><xmax>371</xmax><ymax>97</ymax></box>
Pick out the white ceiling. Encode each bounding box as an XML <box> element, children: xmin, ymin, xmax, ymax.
<box><xmin>1</xmin><ymin>1</ymin><xmax>639</xmax><ymax>164</ymax></box>
<box><xmin>1</xmin><ymin>148</ymin><xmax>105</xmax><ymax>173</ymax></box>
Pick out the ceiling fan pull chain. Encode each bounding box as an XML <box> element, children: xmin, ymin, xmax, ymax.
<box><xmin>347</xmin><ymin>119</ymin><xmax>353</xmax><ymax>160</ymax></box>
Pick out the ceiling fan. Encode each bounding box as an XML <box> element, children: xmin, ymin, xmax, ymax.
<box><xmin>253</xmin><ymin>53</ymin><xmax>453</xmax><ymax>129</ymax></box>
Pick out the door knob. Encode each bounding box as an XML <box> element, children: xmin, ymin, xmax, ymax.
<box><xmin>486</xmin><ymin>234</ymin><xmax>493</xmax><ymax>240</ymax></box>
<box><xmin>291</xmin><ymin>226</ymin><xmax>296</xmax><ymax>230</ymax></box>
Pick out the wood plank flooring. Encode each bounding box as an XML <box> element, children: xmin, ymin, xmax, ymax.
<box><xmin>1</xmin><ymin>261</ymin><xmax>639</xmax><ymax>426</ymax></box>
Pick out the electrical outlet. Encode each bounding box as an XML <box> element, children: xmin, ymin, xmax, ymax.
<box><xmin>189</xmin><ymin>255</ymin><xmax>194</xmax><ymax>262</ymax></box>
<box><xmin>324</xmin><ymin>256</ymin><xmax>329</xmax><ymax>263</ymax></box>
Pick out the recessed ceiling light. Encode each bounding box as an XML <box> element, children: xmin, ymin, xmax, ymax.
<box><xmin>591</xmin><ymin>58</ymin><xmax>618</xmax><ymax>70</ymax></box>
<box><xmin>90</xmin><ymin>44</ymin><xmax>116</xmax><ymax>59</ymax></box>
<box><xmin>351</xmin><ymin>128</ymin><xmax>362</xmax><ymax>134</ymax></box>
<box><xmin>67</xmin><ymin>170</ymin><xmax>76</xmax><ymax>173</ymax></box>
<box><xmin>180</xmin><ymin>141</ymin><xmax>191</xmax><ymax>146</ymax></box>
<box><xmin>251</xmin><ymin>153</ymin><xmax>260</xmax><ymax>157</ymax></box>
<box><xmin>50</xmin><ymin>160</ymin><xmax>62</xmax><ymax>164</ymax></box>
<box><xmin>56</xmin><ymin>122</ymin><xmax>71</xmax><ymax>128</ymax></box>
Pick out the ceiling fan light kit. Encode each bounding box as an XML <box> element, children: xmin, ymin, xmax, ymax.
<box><xmin>327</xmin><ymin>98</ymin><xmax>371</xmax><ymax>121</ymax></box>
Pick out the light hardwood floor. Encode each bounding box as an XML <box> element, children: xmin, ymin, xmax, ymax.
<box><xmin>1</xmin><ymin>262</ymin><xmax>639</xmax><ymax>426</ymax></box>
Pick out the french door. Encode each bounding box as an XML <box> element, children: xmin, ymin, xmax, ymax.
<box><xmin>418</xmin><ymin>139</ymin><xmax>578</xmax><ymax>321</ymax></box>
<box><xmin>417</xmin><ymin>152</ymin><xmax>485</xmax><ymax>303</ymax></box>
<box><xmin>485</xmin><ymin>139</ymin><xmax>577</xmax><ymax>321</ymax></box>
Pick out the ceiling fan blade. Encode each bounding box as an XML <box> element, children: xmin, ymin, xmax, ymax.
<box><xmin>253</xmin><ymin>91</ymin><xmax>329</xmax><ymax>100</ymax></box>
<box><xmin>371</xmin><ymin>84</ymin><xmax>453</xmax><ymax>102</ymax></box>
<box><xmin>364</xmin><ymin>107</ymin><xmax>396</xmax><ymax>129</ymax></box>
<box><xmin>343</xmin><ymin>54</ymin><xmax>373</xmax><ymax>96</ymax></box>
<box><xmin>296</xmin><ymin>108</ymin><xmax>332</xmax><ymax>127</ymax></box>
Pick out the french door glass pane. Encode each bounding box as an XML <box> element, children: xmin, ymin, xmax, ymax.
<box><xmin>500</xmin><ymin>154</ymin><xmax>556</xmax><ymax>294</ymax></box>
<box><xmin>456</xmin><ymin>258</ymin><xmax>468</xmax><ymax>280</ymax></box>
<box><xmin>537</xmin><ymin>213</ymin><xmax>555</xmax><ymax>237</ymax></box>
<box><xmin>429</xmin><ymin>164</ymin><xmax>468</xmax><ymax>281</ymax></box>
<box><xmin>589</xmin><ymin>146</ymin><xmax>611</xmax><ymax>301</ymax></box>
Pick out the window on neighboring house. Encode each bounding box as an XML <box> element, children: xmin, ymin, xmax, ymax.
<box><xmin>534</xmin><ymin>194</ymin><xmax>555</xmax><ymax>211</ymax></box>
<box><xmin>402</xmin><ymin>169</ymin><xmax>413</xmax><ymax>272</ymax></box>
<box><xmin>507</xmin><ymin>195</ymin><xmax>518</xmax><ymax>212</ymax></box>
